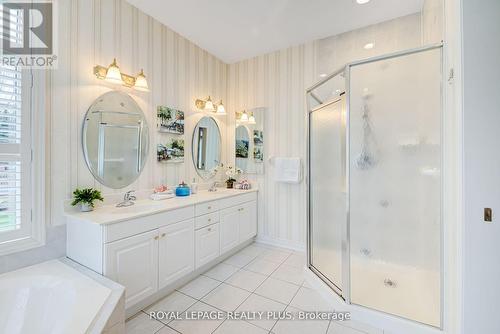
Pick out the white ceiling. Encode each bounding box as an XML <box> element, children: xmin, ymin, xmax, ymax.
<box><xmin>126</xmin><ymin>0</ymin><xmax>424</xmax><ymax>64</ymax></box>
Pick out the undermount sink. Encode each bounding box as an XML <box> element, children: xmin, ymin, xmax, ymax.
<box><xmin>207</xmin><ymin>188</ymin><xmax>232</xmax><ymax>194</ymax></box>
<box><xmin>110</xmin><ymin>203</ymin><xmax>161</xmax><ymax>214</ymax></box>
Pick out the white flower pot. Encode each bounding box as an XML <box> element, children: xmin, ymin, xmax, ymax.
<box><xmin>80</xmin><ymin>203</ymin><xmax>93</xmax><ymax>212</ymax></box>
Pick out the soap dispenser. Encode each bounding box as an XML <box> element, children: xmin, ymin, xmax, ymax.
<box><xmin>191</xmin><ymin>178</ymin><xmax>198</xmax><ymax>194</ymax></box>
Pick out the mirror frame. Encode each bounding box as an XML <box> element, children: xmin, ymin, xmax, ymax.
<box><xmin>82</xmin><ymin>90</ymin><xmax>150</xmax><ymax>189</ymax></box>
<box><xmin>191</xmin><ymin>116</ymin><xmax>222</xmax><ymax>180</ymax></box>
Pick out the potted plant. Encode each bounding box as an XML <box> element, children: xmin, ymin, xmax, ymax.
<box><xmin>225</xmin><ymin>165</ymin><xmax>242</xmax><ymax>189</ymax></box>
<box><xmin>71</xmin><ymin>188</ymin><xmax>104</xmax><ymax>212</ymax></box>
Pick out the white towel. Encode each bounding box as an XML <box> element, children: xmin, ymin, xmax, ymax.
<box><xmin>274</xmin><ymin>157</ymin><xmax>302</xmax><ymax>183</ymax></box>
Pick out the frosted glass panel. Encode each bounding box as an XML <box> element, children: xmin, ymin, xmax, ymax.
<box><xmin>309</xmin><ymin>97</ymin><xmax>346</xmax><ymax>291</ymax></box>
<box><xmin>349</xmin><ymin>48</ymin><xmax>441</xmax><ymax>326</ymax></box>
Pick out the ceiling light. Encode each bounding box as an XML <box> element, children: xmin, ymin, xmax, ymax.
<box><xmin>105</xmin><ymin>58</ymin><xmax>124</xmax><ymax>84</ymax></box>
<box><xmin>364</xmin><ymin>42</ymin><xmax>374</xmax><ymax>50</ymax></box>
<box><xmin>356</xmin><ymin>0</ymin><xmax>371</xmax><ymax>4</ymax></box>
<box><xmin>133</xmin><ymin>69</ymin><xmax>149</xmax><ymax>92</ymax></box>
<box><xmin>319</xmin><ymin>73</ymin><xmax>327</xmax><ymax>78</ymax></box>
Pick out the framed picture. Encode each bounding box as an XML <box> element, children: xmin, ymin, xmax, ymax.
<box><xmin>157</xmin><ymin>139</ymin><xmax>184</xmax><ymax>163</ymax></box>
<box><xmin>157</xmin><ymin>106</ymin><xmax>184</xmax><ymax>134</ymax></box>
<box><xmin>253</xmin><ymin>146</ymin><xmax>264</xmax><ymax>162</ymax></box>
<box><xmin>236</xmin><ymin>139</ymin><xmax>249</xmax><ymax>158</ymax></box>
<box><xmin>253</xmin><ymin>130</ymin><xmax>263</xmax><ymax>145</ymax></box>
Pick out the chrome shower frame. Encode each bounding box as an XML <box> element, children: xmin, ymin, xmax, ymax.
<box><xmin>305</xmin><ymin>42</ymin><xmax>444</xmax><ymax>327</ymax></box>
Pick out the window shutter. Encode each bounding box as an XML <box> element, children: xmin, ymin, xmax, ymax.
<box><xmin>0</xmin><ymin>1</ymin><xmax>29</xmax><ymax>242</ymax></box>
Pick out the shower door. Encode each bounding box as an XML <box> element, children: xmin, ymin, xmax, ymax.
<box><xmin>348</xmin><ymin>47</ymin><xmax>442</xmax><ymax>327</ymax></box>
<box><xmin>308</xmin><ymin>96</ymin><xmax>346</xmax><ymax>295</ymax></box>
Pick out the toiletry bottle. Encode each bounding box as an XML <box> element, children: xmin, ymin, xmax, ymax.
<box><xmin>175</xmin><ymin>181</ymin><xmax>191</xmax><ymax>197</ymax></box>
<box><xmin>191</xmin><ymin>178</ymin><xmax>198</xmax><ymax>194</ymax></box>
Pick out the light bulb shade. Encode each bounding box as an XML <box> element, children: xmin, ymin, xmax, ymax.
<box><xmin>134</xmin><ymin>69</ymin><xmax>149</xmax><ymax>91</ymax></box>
<box><xmin>248</xmin><ymin>114</ymin><xmax>256</xmax><ymax>124</ymax></box>
<box><xmin>105</xmin><ymin>58</ymin><xmax>124</xmax><ymax>84</ymax></box>
<box><xmin>240</xmin><ymin>111</ymin><xmax>249</xmax><ymax>122</ymax></box>
<box><xmin>216</xmin><ymin>101</ymin><xmax>226</xmax><ymax>115</ymax></box>
<box><xmin>204</xmin><ymin>96</ymin><xmax>216</xmax><ymax>112</ymax></box>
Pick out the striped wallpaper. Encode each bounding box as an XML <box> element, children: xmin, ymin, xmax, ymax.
<box><xmin>49</xmin><ymin>0</ymin><xmax>228</xmax><ymax>225</ymax></box>
<box><xmin>227</xmin><ymin>44</ymin><xmax>318</xmax><ymax>249</ymax></box>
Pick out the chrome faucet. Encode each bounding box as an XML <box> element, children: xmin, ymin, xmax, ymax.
<box><xmin>208</xmin><ymin>182</ymin><xmax>220</xmax><ymax>192</ymax></box>
<box><xmin>116</xmin><ymin>190</ymin><xmax>136</xmax><ymax>207</ymax></box>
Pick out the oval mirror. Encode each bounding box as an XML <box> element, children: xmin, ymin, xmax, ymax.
<box><xmin>192</xmin><ymin>116</ymin><xmax>221</xmax><ymax>180</ymax></box>
<box><xmin>83</xmin><ymin>91</ymin><xmax>149</xmax><ymax>189</ymax></box>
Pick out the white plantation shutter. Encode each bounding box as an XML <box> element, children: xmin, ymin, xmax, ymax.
<box><xmin>0</xmin><ymin>65</ymin><xmax>32</xmax><ymax>244</ymax></box>
<box><xmin>0</xmin><ymin>7</ymin><xmax>35</xmax><ymax>248</ymax></box>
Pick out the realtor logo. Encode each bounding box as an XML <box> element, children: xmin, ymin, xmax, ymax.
<box><xmin>1</xmin><ymin>1</ymin><xmax>57</xmax><ymax>68</ymax></box>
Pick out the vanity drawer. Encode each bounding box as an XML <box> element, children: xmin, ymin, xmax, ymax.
<box><xmin>218</xmin><ymin>192</ymin><xmax>257</xmax><ymax>209</ymax></box>
<box><xmin>103</xmin><ymin>206</ymin><xmax>195</xmax><ymax>243</ymax></box>
<box><xmin>195</xmin><ymin>200</ymin><xmax>219</xmax><ymax>216</ymax></box>
<box><xmin>195</xmin><ymin>212</ymin><xmax>220</xmax><ymax>230</ymax></box>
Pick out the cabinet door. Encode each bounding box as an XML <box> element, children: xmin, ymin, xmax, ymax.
<box><xmin>195</xmin><ymin>223</ymin><xmax>220</xmax><ymax>268</ymax></box>
<box><xmin>104</xmin><ymin>230</ymin><xmax>158</xmax><ymax>308</ymax></box>
<box><xmin>220</xmin><ymin>207</ymin><xmax>240</xmax><ymax>254</ymax></box>
<box><xmin>158</xmin><ymin>219</ymin><xmax>195</xmax><ymax>289</ymax></box>
<box><xmin>239</xmin><ymin>201</ymin><xmax>257</xmax><ymax>242</ymax></box>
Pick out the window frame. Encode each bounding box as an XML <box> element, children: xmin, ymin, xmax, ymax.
<box><xmin>0</xmin><ymin>68</ymin><xmax>45</xmax><ymax>256</ymax></box>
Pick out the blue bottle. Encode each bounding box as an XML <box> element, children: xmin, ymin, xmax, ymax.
<box><xmin>175</xmin><ymin>182</ymin><xmax>191</xmax><ymax>197</ymax></box>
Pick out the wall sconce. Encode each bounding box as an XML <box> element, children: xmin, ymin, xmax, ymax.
<box><xmin>104</xmin><ymin>58</ymin><xmax>123</xmax><ymax>84</ymax></box>
<box><xmin>215</xmin><ymin>100</ymin><xmax>226</xmax><ymax>115</ymax></box>
<box><xmin>238</xmin><ymin>110</ymin><xmax>249</xmax><ymax>122</ymax></box>
<box><xmin>94</xmin><ymin>58</ymin><xmax>149</xmax><ymax>92</ymax></box>
<box><xmin>248</xmin><ymin>112</ymin><xmax>256</xmax><ymax>124</ymax></box>
<box><xmin>195</xmin><ymin>97</ymin><xmax>226</xmax><ymax>115</ymax></box>
<box><xmin>195</xmin><ymin>96</ymin><xmax>216</xmax><ymax>112</ymax></box>
<box><xmin>133</xmin><ymin>69</ymin><xmax>149</xmax><ymax>91</ymax></box>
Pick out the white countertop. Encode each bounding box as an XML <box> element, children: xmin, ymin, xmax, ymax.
<box><xmin>65</xmin><ymin>188</ymin><xmax>258</xmax><ymax>225</ymax></box>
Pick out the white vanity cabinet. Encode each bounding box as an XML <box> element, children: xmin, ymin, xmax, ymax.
<box><xmin>158</xmin><ymin>219</ymin><xmax>195</xmax><ymax>289</ymax></box>
<box><xmin>195</xmin><ymin>223</ymin><xmax>220</xmax><ymax>267</ymax></box>
<box><xmin>239</xmin><ymin>201</ymin><xmax>257</xmax><ymax>241</ymax></box>
<box><xmin>66</xmin><ymin>190</ymin><xmax>258</xmax><ymax>312</ymax></box>
<box><xmin>220</xmin><ymin>206</ymin><xmax>241</xmax><ymax>254</ymax></box>
<box><xmin>219</xmin><ymin>200</ymin><xmax>257</xmax><ymax>255</ymax></box>
<box><xmin>104</xmin><ymin>230</ymin><xmax>159</xmax><ymax>307</ymax></box>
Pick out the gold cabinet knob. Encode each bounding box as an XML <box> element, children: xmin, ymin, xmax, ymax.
<box><xmin>208</xmin><ymin>206</ymin><xmax>212</xmax><ymax>209</ymax></box>
<box><xmin>154</xmin><ymin>236</ymin><xmax>159</xmax><ymax>240</ymax></box>
<box><xmin>208</xmin><ymin>227</ymin><xmax>212</xmax><ymax>232</ymax></box>
<box><xmin>161</xmin><ymin>233</ymin><xmax>166</xmax><ymax>238</ymax></box>
<box><xmin>208</xmin><ymin>218</ymin><xmax>212</xmax><ymax>222</ymax></box>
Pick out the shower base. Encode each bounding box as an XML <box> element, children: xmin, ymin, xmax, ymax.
<box><xmin>312</xmin><ymin>248</ymin><xmax>440</xmax><ymax>327</ymax></box>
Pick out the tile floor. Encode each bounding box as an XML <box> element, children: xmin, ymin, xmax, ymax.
<box><xmin>125</xmin><ymin>243</ymin><xmax>369</xmax><ymax>334</ymax></box>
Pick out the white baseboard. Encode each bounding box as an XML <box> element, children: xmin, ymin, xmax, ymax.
<box><xmin>255</xmin><ymin>235</ymin><xmax>306</xmax><ymax>252</ymax></box>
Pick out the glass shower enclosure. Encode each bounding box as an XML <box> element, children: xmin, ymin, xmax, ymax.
<box><xmin>307</xmin><ymin>44</ymin><xmax>442</xmax><ymax>328</ymax></box>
